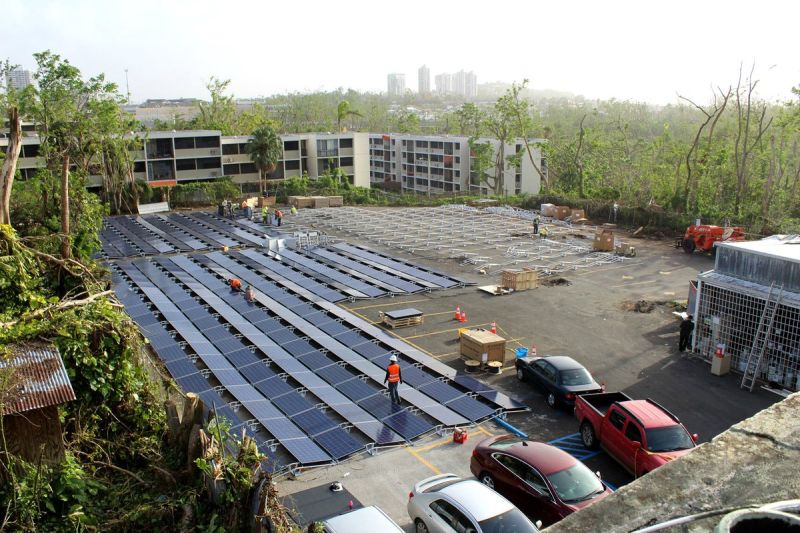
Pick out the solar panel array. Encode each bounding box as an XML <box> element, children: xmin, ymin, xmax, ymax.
<box><xmin>104</xmin><ymin>211</ymin><xmax>522</xmax><ymax>473</ymax></box>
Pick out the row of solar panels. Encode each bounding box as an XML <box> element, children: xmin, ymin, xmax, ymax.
<box><xmin>101</xmin><ymin>213</ymin><xmax>468</xmax><ymax>299</ymax></box>
<box><xmin>111</xmin><ymin>253</ymin><xmax>523</xmax><ymax>472</ymax></box>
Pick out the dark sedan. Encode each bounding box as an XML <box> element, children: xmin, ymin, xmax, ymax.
<box><xmin>470</xmin><ymin>435</ymin><xmax>612</xmax><ymax>527</ymax></box>
<box><xmin>515</xmin><ymin>355</ymin><xmax>603</xmax><ymax>408</ymax></box>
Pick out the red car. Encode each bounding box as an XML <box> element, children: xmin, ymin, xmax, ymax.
<box><xmin>470</xmin><ymin>435</ymin><xmax>612</xmax><ymax>527</ymax></box>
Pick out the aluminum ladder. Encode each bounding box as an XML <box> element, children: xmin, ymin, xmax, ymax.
<box><xmin>740</xmin><ymin>283</ymin><xmax>783</xmax><ymax>391</ymax></box>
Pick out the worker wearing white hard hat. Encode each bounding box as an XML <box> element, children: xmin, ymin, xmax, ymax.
<box><xmin>384</xmin><ymin>355</ymin><xmax>402</xmax><ymax>404</ymax></box>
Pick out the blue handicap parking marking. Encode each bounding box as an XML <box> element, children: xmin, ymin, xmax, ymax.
<box><xmin>548</xmin><ymin>433</ymin><xmax>601</xmax><ymax>461</ymax></box>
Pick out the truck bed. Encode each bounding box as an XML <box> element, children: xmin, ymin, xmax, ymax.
<box><xmin>578</xmin><ymin>391</ymin><xmax>632</xmax><ymax>416</ymax></box>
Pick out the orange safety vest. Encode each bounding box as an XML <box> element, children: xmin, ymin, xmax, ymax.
<box><xmin>230</xmin><ymin>278</ymin><xmax>241</xmax><ymax>290</ymax></box>
<box><xmin>387</xmin><ymin>363</ymin><xmax>400</xmax><ymax>383</ymax></box>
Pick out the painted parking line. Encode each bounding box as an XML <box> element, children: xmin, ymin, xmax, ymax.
<box><xmin>548</xmin><ymin>433</ymin><xmax>601</xmax><ymax>462</ymax></box>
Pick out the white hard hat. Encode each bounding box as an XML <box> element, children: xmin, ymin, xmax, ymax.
<box><xmin>389</xmin><ymin>355</ymin><xmax>398</xmax><ymax>362</ymax></box>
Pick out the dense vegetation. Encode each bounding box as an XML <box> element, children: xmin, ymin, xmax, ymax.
<box><xmin>169</xmin><ymin>73</ymin><xmax>800</xmax><ymax>233</ymax></box>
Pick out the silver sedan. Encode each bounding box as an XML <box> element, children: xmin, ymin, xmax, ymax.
<box><xmin>407</xmin><ymin>473</ymin><xmax>541</xmax><ymax>533</ymax></box>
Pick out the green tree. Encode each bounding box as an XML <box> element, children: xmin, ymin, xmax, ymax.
<box><xmin>246</xmin><ymin>125</ymin><xmax>283</xmax><ymax>195</ymax></box>
<box><xmin>194</xmin><ymin>77</ymin><xmax>237</xmax><ymax>135</ymax></box>
<box><xmin>21</xmin><ymin>51</ymin><xmax>121</xmax><ymax>258</ymax></box>
<box><xmin>336</xmin><ymin>100</ymin><xmax>363</xmax><ymax>132</ymax></box>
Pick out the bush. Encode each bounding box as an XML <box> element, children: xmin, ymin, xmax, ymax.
<box><xmin>169</xmin><ymin>178</ymin><xmax>240</xmax><ymax>207</ymax></box>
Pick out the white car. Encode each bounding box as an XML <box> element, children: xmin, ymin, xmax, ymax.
<box><xmin>407</xmin><ymin>473</ymin><xmax>541</xmax><ymax>533</ymax></box>
<box><xmin>322</xmin><ymin>505</ymin><xmax>404</xmax><ymax>533</ymax></box>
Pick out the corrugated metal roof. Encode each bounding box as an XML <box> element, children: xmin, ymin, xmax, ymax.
<box><xmin>0</xmin><ymin>343</ymin><xmax>76</xmax><ymax>416</ymax></box>
<box><xmin>697</xmin><ymin>271</ymin><xmax>800</xmax><ymax>308</ymax></box>
<box><xmin>717</xmin><ymin>236</ymin><xmax>800</xmax><ymax>263</ymax></box>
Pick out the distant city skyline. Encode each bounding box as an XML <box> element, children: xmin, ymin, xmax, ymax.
<box><xmin>3</xmin><ymin>0</ymin><xmax>798</xmax><ymax>105</ymax></box>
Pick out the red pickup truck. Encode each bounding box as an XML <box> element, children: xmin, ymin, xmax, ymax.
<box><xmin>575</xmin><ymin>392</ymin><xmax>698</xmax><ymax>478</ymax></box>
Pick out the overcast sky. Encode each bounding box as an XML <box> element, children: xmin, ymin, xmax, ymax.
<box><xmin>6</xmin><ymin>0</ymin><xmax>799</xmax><ymax>105</ymax></box>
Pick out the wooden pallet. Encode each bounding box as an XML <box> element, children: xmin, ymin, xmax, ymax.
<box><xmin>379</xmin><ymin>311</ymin><xmax>424</xmax><ymax>329</ymax></box>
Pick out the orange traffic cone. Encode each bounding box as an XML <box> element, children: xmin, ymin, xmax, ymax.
<box><xmin>454</xmin><ymin>305</ymin><xmax>462</xmax><ymax>321</ymax></box>
<box><xmin>460</xmin><ymin>310</ymin><xmax>468</xmax><ymax>323</ymax></box>
<box><xmin>490</xmin><ymin>321</ymin><xmax>497</xmax><ymax>334</ymax></box>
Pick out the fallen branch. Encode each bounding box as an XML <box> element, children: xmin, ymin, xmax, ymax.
<box><xmin>0</xmin><ymin>290</ymin><xmax>113</xmax><ymax>329</ymax></box>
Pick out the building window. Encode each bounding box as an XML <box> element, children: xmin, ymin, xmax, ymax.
<box><xmin>133</xmin><ymin>161</ymin><xmax>146</xmax><ymax>172</ymax></box>
<box><xmin>340</xmin><ymin>138</ymin><xmax>353</xmax><ymax>149</ymax></box>
<box><xmin>240</xmin><ymin>163</ymin><xmax>256</xmax><ymax>174</ymax></box>
<box><xmin>223</xmin><ymin>164</ymin><xmax>241</xmax><ymax>175</ymax></box>
<box><xmin>197</xmin><ymin>157</ymin><xmax>221</xmax><ymax>170</ymax></box>
<box><xmin>174</xmin><ymin>137</ymin><xmax>194</xmax><ymax>150</ymax></box>
<box><xmin>284</xmin><ymin>140</ymin><xmax>299</xmax><ymax>151</ymax></box>
<box><xmin>194</xmin><ymin>136</ymin><xmax>219</xmax><ymax>148</ymax></box>
<box><xmin>285</xmin><ymin>160</ymin><xmax>300</xmax><ymax>170</ymax></box>
<box><xmin>340</xmin><ymin>157</ymin><xmax>353</xmax><ymax>167</ymax></box>
<box><xmin>22</xmin><ymin>144</ymin><xmax>40</xmax><ymax>157</ymax></box>
<box><xmin>222</xmin><ymin>144</ymin><xmax>238</xmax><ymax>155</ymax></box>
<box><xmin>176</xmin><ymin>159</ymin><xmax>196</xmax><ymax>171</ymax></box>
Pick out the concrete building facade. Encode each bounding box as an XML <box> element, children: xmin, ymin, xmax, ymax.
<box><xmin>435</xmin><ymin>73</ymin><xmax>452</xmax><ymax>96</ymax></box>
<box><xmin>387</xmin><ymin>73</ymin><xmax>405</xmax><ymax>97</ymax></box>
<box><xmin>418</xmin><ymin>65</ymin><xmax>430</xmax><ymax>95</ymax></box>
<box><xmin>4</xmin><ymin>129</ymin><xmax>542</xmax><ymax>196</ymax></box>
<box><xmin>369</xmin><ymin>134</ymin><xmax>545</xmax><ymax>196</ymax></box>
<box><xmin>6</xmin><ymin>68</ymin><xmax>32</xmax><ymax>91</ymax></box>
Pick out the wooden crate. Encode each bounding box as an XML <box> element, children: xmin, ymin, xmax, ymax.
<box><xmin>554</xmin><ymin>206</ymin><xmax>571</xmax><ymax>220</ymax></box>
<box><xmin>460</xmin><ymin>329</ymin><xmax>507</xmax><ymax>365</ymax></box>
<box><xmin>288</xmin><ymin>196</ymin><xmax>314</xmax><ymax>208</ymax></box>
<box><xmin>501</xmin><ymin>268</ymin><xmax>539</xmax><ymax>291</ymax></box>
<box><xmin>257</xmin><ymin>196</ymin><xmax>276</xmax><ymax>208</ymax></box>
<box><xmin>328</xmin><ymin>196</ymin><xmax>343</xmax><ymax>207</ymax></box>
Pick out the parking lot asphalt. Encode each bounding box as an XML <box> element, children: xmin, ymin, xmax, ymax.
<box><xmin>276</xmin><ymin>230</ymin><xmax>779</xmax><ymax>531</ymax></box>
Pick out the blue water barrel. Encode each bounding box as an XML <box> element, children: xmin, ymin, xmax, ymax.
<box><xmin>516</xmin><ymin>347</ymin><xmax>529</xmax><ymax>358</ymax></box>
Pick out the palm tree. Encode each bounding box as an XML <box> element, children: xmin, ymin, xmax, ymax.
<box><xmin>336</xmin><ymin>100</ymin><xmax>363</xmax><ymax>132</ymax></box>
<box><xmin>246</xmin><ymin>125</ymin><xmax>283</xmax><ymax>195</ymax></box>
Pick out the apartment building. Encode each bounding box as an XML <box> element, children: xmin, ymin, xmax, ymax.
<box><xmin>6</xmin><ymin>68</ymin><xmax>32</xmax><ymax>91</ymax></box>
<box><xmin>369</xmin><ymin>134</ymin><xmax>545</xmax><ymax>196</ymax></box>
<box><xmin>418</xmin><ymin>65</ymin><xmax>430</xmax><ymax>95</ymax></box>
<box><xmin>2</xmin><ymin>130</ymin><xmax>370</xmax><ymax>190</ymax></box>
<box><xmin>435</xmin><ymin>73</ymin><xmax>452</xmax><ymax>96</ymax></box>
<box><xmin>387</xmin><ymin>73</ymin><xmax>406</xmax><ymax>97</ymax></box>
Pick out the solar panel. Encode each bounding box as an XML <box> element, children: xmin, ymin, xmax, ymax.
<box><xmin>382</xmin><ymin>410</ymin><xmax>435</xmax><ymax>440</ymax></box>
<box><xmin>313</xmin><ymin>427</ymin><xmax>364</xmax><ymax>459</ymax></box>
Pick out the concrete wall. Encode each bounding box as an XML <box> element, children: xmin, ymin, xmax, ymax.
<box><xmin>545</xmin><ymin>392</ymin><xmax>800</xmax><ymax>532</ymax></box>
<box><xmin>352</xmin><ymin>132</ymin><xmax>370</xmax><ymax>188</ymax></box>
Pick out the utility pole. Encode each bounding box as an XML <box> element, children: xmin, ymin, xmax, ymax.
<box><xmin>124</xmin><ymin>69</ymin><xmax>131</xmax><ymax>104</ymax></box>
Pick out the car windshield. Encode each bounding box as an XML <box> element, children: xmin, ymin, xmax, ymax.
<box><xmin>488</xmin><ymin>438</ymin><xmax>526</xmax><ymax>449</ymax></box>
<box><xmin>547</xmin><ymin>463</ymin><xmax>605</xmax><ymax>503</ymax></box>
<box><xmin>645</xmin><ymin>426</ymin><xmax>695</xmax><ymax>452</ymax></box>
<box><xmin>478</xmin><ymin>508</ymin><xmax>539</xmax><ymax>533</ymax></box>
<box><xmin>559</xmin><ymin>368</ymin><xmax>593</xmax><ymax>386</ymax></box>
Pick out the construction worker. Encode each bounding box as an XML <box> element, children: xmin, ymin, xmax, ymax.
<box><xmin>533</xmin><ymin>216</ymin><xmax>540</xmax><ymax>235</ymax></box>
<box><xmin>383</xmin><ymin>354</ymin><xmax>402</xmax><ymax>404</ymax></box>
<box><xmin>539</xmin><ymin>226</ymin><xmax>549</xmax><ymax>239</ymax></box>
<box><xmin>229</xmin><ymin>278</ymin><xmax>242</xmax><ymax>291</ymax></box>
<box><xmin>290</xmin><ymin>205</ymin><xmax>298</xmax><ymax>216</ymax></box>
<box><xmin>245</xmin><ymin>285</ymin><xmax>255</xmax><ymax>302</ymax></box>
<box><xmin>262</xmin><ymin>205</ymin><xmax>270</xmax><ymax>224</ymax></box>
<box><xmin>679</xmin><ymin>314</ymin><xmax>694</xmax><ymax>352</ymax></box>
<box><xmin>275</xmin><ymin>209</ymin><xmax>284</xmax><ymax>227</ymax></box>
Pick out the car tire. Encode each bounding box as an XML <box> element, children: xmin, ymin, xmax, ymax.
<box><xmin>581</xmin><ymin>421</ymin><xmax>599</xmax><ymax>450</ymax></box>
<box><xmin>479</xmin><ymin>473</ymin><xmax>495</xmax><ymax>490</ymax></box>
<box><xmin>415</xmin><ymin>518</ymin><xmax>430</xmax><ymax>533</ymax></box>
<box><xmin>546</xmin><ymin>392</ymin><xmax>557</xmax><ymax>408</ymax></box>
<box><xmin>516</xmin><ymin>368</ymin><xmax>525</xmax><ymax>382</ymax></box>
<box><xmin>682</xmin><ymin>239</ymin><xmax>696</xmax><ymax>254</ymax></box>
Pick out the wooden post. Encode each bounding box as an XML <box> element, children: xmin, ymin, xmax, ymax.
<box><xmin>164</xmin><ymin>400</ymin><xmax>181</xmax><ymax>447</ymax></box>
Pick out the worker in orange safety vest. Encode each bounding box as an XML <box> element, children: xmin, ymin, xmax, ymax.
<box><xmin>229</xmin><ymin>278</ymin><xmax>242</xmax><ymax>291</ymax></box>
<box><xmin>384</xmin><ymin>354</ymin><xmax>402</xmax><ymax>404</ymax></box>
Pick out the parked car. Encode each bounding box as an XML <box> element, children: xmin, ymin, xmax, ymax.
<box><xmin>470</xmin><ymin>435</ymin><xmax>612</xmax><ymax>527</ymax></box>
<box><xmin>575</xmin><ymin>392</ymin><xmax>698</xmax><ymax>478</ymax></box>
<box><xmin>322</xmin><ymin>505</ymin><xmax>404</xmax><ymax>533</ymax></box>
<box><xmin>515</xmin><ymin>355</ymin><xmax>604</xmax><ymax>408</ymax></box>
<box><xmin>408</xmin><ymin>473</ymin><xmax>541</xmax><ymax>533</ymax></box>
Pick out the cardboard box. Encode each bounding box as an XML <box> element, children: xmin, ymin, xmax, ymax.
<box><xmin>328</xmin><ymin>196</ymin><xmax>343</xmax><ymax>207</ymax></box>
<box><xmin>554</xmin><ymin>206</ymin><xmax>571</xmax><ymax>220</ymax></box>
<box><xmin>540</xmin><ymin>203</ymin><xmax>556</xmax><ymax>217</ymax></box>
<box><xmin>460</xmin><ymin>329</ymin><xmax>508</xmax><ymax>364</ymax></box>
<box><xmin>593</xmin><ymin>229</ymin><xmax>615</xmax><ymax>251</ymax></box>
<box><xmin>570</xmin><ymin>208</ymin><xmax>585</xmax><ymax>220</ymax></box>
<box><xmin>288</xmin><ymin>196</ymin><xmax>314</xmax><ymax>208</ymax></box>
